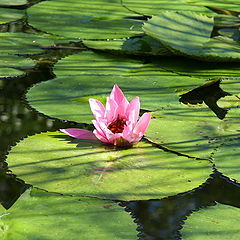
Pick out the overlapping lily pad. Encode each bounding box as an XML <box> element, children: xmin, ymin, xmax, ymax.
<box><xmin>181</xmin><ymin>203</ymin><xmax>240</xmax><ymax>239</ymax></box>
<box><xmin>0</xmin><ymin>32</ymin><xmax>55</xmax><ymax>77</ymax></box>
<box><xmin>143</xmin><ymin>11</ymin><xmax>240</xmax><ymax>61</ymax></box>
<box><xmin>121</xmin><ymin>0</ymin><xmax>240</xmax><ymax>16</ymax></box>
<box><xmin>6</xmin><ymin>131</ymin><xmax>212</xmax><ymax>200</ymax></box>
<box><xmin>27</xmin><ymin>0</ymin><xmax>142</xmax><ymax>39</ymax></box>
<box><xmin>0</xmin><ymin>188</ymin><xmax>137</xmax><ymax>239</ymax></box>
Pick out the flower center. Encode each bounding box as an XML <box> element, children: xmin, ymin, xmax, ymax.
<box><xmin>108</xmin><ymin>117</ymin><xmax>126</xmax><ymax>133</ymax></box>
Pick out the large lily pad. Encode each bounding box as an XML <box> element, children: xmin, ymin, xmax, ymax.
<box><xmin>121</xmin><ymin>0</ymin><xmax>240</xmax><ymax>16</ymax></box>
<box><xmin>181</xmin><ymin>203</ymin><xmax>240</xmax><ymax>240</ymax></box>
<box><xmin>27</xmin><ymin>0</ymin><xmax>142</xmax><ymax>39</ymax></box>
<box><xmin>213</xmin><ymin>138</ymin><xmax>240</xmax><ymax>182</ymax></box>
<box><xmin>0</xmin><ymin>9</ymin><xmax>24</xmax><ymax>24</ymax></box>
<box><xmin>0</xmin><ymin>188</ymin><xmax>137</xmax><ymax>239</ymax></box>
<box><xmin>0</xmin><ymin>32</ymin><xmax>55</xmax><ymax>77</ymax></box>
<box><xmin>6</xmin><ymin>131</ymin><xmax>212</xmax><ymax>200</ymax></box>
<box><xmin>27</xmin><ymin>50</ymin><xmax>210</xmax><ymax>123</ymax></box>
<box><xmin>143</xmin><ymin>11</ymin><xmax>240</xmax><ymax>61</ymax></box>
<box><xmin>27</xmin><ymin>50</ymin><xmax>239</xmax><ymax>121</ymax></box>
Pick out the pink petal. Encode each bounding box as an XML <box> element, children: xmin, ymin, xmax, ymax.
<box><xmin>133</xmin><ymin>113</ymin><xmax>151</xmax><ymax>135</ymax></box>
<box><xmin>89</xmin><ymin>99</ymin><xmax>105</xmax><ymax>120</ymax></box>
<box><xmin>105</xmin><ymin>97</ymin><xmax>118</xmax><ymax>123</ymax></box>
<box><xmin>92</xmin><ymin>120</ymin><xmax>113</xmax><ymax>143</ymax></box>
<box><xmin>93</xmin><ymin>129</ymin><xmax>109</xmax><ymax>143</ymax></box>
<box><xmin>60</xmin><ymin>128</ymin><xmax>98</xmax><ymax>140</ymax></box>
<box><xmin>126</xmin><ymin>96</ymin><xmax>140</xmax><ymax>125</ymax></box>
<box><xmin>110</xmin><ymin>84</ymin><xmax>128</xmax><ymax>105</ymax></box>
<box><xmin>108</xmin><ymin>84</ymin><xmax>129</xmax><ymax>118</ymax></box>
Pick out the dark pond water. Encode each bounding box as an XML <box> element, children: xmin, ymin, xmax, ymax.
<box><xmin>0</xmin><ymin>1</ymin><xmax>240</xmax><ymax>239</ymax></box>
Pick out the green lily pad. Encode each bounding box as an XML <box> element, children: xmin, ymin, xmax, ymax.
<box><xmin>0</xmin><ymin>0</ymin><xmax>26</xmax><ymax>6</ymax></box>
<box><xmin>27</xmin><ymin>50</ymin><xmax>209</xmax><ymax>123</ymax></box>
<box><xmin>83</xmin><ymin>35</ymin><xmax>172</xmax><ymax>56</ymax></box>
<box><xmin>0</xmin><ymin>32</ymin><xmax>55</xmax><ymax>77</ymax></box>
<box><xmin>0</xmin><ymin>9</ymin><xmax>24</xmax><ymax>24</ymax></box>
<box><xmin>121</xmin><ymin>0</ymin><xmax>240</xmax><ymax>16</ymax></box>
<box><xmin>146</xmin><ymin>107</ymin><xmax>238</xmax><ymax>159</ymax></box>
<box><xmin>6</xmin><ymin>131</ymin><xmax>212</xmax><ymax>200</ymax></box>
<box><xmin>143</xmin><ymin>11</ymin><xmax>240</xmax><ymax>61</ymax></box>
<box><xmin>27</xmin><ymin>50</ymin><xmax>240</xmax><ymax>123</ymax></box>
<box><xmin>0</xmin><ymin>188</ymin><xmax>137</xmax><ymax>239</ymax></box>
<box><xmin>27</xmin><ymin>0</ymin><xmax>142</xmax><ymax>39</ymax></box>
<box><xmin>213</xmin><ymin>138</ymin><xmax>240</xmax><ymax>182</ymax></box>
<box><xmin>181</xmin><ymin>203</ymin><xmax>240</xmax><ymax>240</ymax></box>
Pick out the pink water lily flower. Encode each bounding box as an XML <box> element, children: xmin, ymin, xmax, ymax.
<box><xmin>60</xmin><ymin>84</ymin><xmax>151</xmax><ymax>147</ymax></box>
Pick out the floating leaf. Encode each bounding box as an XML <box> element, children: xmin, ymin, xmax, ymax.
<box><xmin>121</xmin><ymin>0</ymin><xmax>240</xmax><ymax>16</ymax></box>
<box><xmin>0</xmin><ymin>32</ymin><xmax>56</xmax><ymax>77</ymax></box>
<box><xmin>27</xmin><ymin>50</ymin><xmax>209</xmax><ymax>123</ymax></box>
<box><xmin>83</xmin><ymin>35</ymin><xmax>172</xmax><ymax>56</ymax></box>
<box><xmin>27</xmin><ymin>0</ymin><xmax>142</xmax><ymax>39</ymax></box>
<box><xmin>27</xmin><ymin>50</ymin><xmax>240</xmax><ymax>123</ymax></box>
<box><xmin>0</xmin><ymin>188</ymin><xmax>137</xmax><ymax>239</ymax></box>
<box><xmin>6</xmin><ymin>131</ymin><xmax>212</xmax><ymax>200</ymax></box>
<box><xmin>143</xmin><ymin>11</ymin><xmax>240</xmax><ymax>61</ymax></box>
<box><xmin>181</xmin><ymin>203</ymin><xmax>240</xmax><ymax>240</ymax></box>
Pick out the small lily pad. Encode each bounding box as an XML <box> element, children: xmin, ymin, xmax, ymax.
<box><xmin>181</xmin><ymin>203</ymin><xmax>240</xmax><ymax>240</ymax></box>
<box><xmin>0</xmin><ymin>188</ymin><xmax>137</xmax><ymax>240</ymax></box>
<box><xmin>6</xmin><ymin>131</ymin><xmax>212</xmax><ymax>200</ymax></box>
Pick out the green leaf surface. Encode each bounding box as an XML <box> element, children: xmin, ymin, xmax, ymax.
<box><xmin>181</xmin><ymin>203</ymin><xmax>240</xmax><ymax>240</ymax></box>
<box><xmin>27</xmin><ymin>50</ymin><xmax>210</xmax><ymax>123</ymax></box>
<box><xmin>122</xmin><ymin>0</ymin><xmax>240</xmax><ymax>16</ymax></box>
<box><xmin>6</xmin><ymin>131</ymin><xmax>212</xmax><ymax>200</ymax></box>
<box><xmin>0</xmin><ymin>188</ymin><xmax>137</xmax><ymax>240</ymax></box>
<box><xmin>143</xmin><ymin>11</ymin><xmax>240</xmax><ymax>61</ymax></box>
<box><xmin>27</xmin><ymin>50</ymin><xmax>240</xmax><ymax>123</ymax></box>
<box><xmin>0</xmin><ymin>32</ymin><xmax>55</xmax><ymax>77</ymax></box>
<box><xmin>83</xmin><ymin>35</ymin><xmax>172</xmax><ymax>56</ymax></box>
<box><xmin>27</xmin><ymin>0</ymin><xmax>143</xmax><ymax>39</ymax></box>
<box><xmin>0</xmin><ymin>0</ymin><xmax>26</xmax><ymax>6</ymax></box>
<box><xmin>213</xmin><ymin>138</ymin><xmax>240</xmax><ymax>182</ymax></box>
<box><xmin>0</xmin><ymin>8</ymin><xmax>24</xmax><ymax>24</ymax></box>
